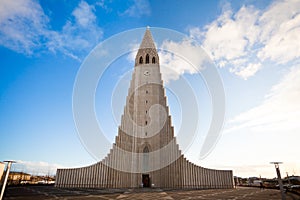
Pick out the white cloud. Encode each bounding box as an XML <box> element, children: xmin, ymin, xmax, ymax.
<box><xmin>72</xmin><ymin>1</ymin><xmax>96</xmax><ymax>28</ymax></box>
<box><xmin>230</xmin><ymin>62</ymin><xmax>262</xmax><ymax>80</ymax></box>
<box><xmin>95</xmin><ymin>0</ymin><xmax>112</xmax><ymax>12</ymax></box>
<box><xmin>258</xmin><ymin>0</ymin><xmax>300</xmax><ymax>44</ymax></box>
<box><xmin>0</xmin><ymin>0</ymin><xmax>49</xmax><ymax>55</ymax></box>
<box><xmin>47</xmin><ymin>1</ymin><xmax>103</xmax><ymax>61</ymax></box>
<box><xmin>11</xmin><ymin>160</ymin><xmax>64</xmax><ymax>176</ymax></box>
<box><xmin>122</xmin><ymin>0</ymin><xmax>151</xmax><ymax>17</ymax></box>
<box><xmin>159</xmin><ymin>39</ymin><xmax>208</xmax><ymax>83</ymax></box>
<box><xmin>192</xmin><ymin>0</ymin><xmax>300</xmax><ymax>79</ymax></box>
<box><xmin>191</xmin><ymin>4</ymin><xmax>262</xmax><ymax>79</ymax></box>
<box><xmin>257</xmin><ymin>0</ymin><xmax>300</xmax><ymax>63</ymax></box>
<box><xmin>199</xmin><ymin>5</ymin><xmax>260</xmax><ymax>62</ymax></box>
<box><xmin>0</xmin><ymin>0</ymin><xmax>103</xmax><ymax>60</ymax></box>
<box><xmin>225</xmin><ymin>65</ymin><xmax>300</xmax><ymax>133</ymax></box>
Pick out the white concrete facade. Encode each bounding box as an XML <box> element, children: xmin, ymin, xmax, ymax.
<box><xmin>55</xmin><ymin>28</ymin><xmax>234</xmax><ymax>189</ymax></box>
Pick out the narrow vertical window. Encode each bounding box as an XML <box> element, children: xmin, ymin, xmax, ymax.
<box><xmin>146</xmin><ymin>90</ymin><xmax>148</xmax><ymax>94</ymax></box>
<box><xmin>139</xmin><ymin>56</ymin><xmax>143</xmax><ymax>64</ymax></box>
<box><xmin>146</xmin><ymin>54</ymin><xmax>149</xmax><ymax>64</ymax></box>
<box><xmin>143</xmin><ymin>146</ymin><xmax>149</xmax><ymax>172</ymax></box>
<box><xmin>143</xmin><ymin>146</ymin><xmax>149</xmax><ymax>153</ymax></box>
<box><xmin>152</xmin><ymin>57</ymin><xmax>155</xmax><ymax>64</ymax></box>
<box><xmin>145</xmin><ymin>100</ymin><xmax>148</xmax><ymax>104</ymax></box>
<box><xmin>145</xmin><ymin>121</ymin><xmax>148</xmax><ymax>125</ymax></box>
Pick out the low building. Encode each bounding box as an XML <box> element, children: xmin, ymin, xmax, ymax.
<box><xmin>30</xmin><ymin>175</ymin><xmax>55</xmax><ymax>184</ymax></box>
<box><xmin>8</xmin><ymin>172</ymin><xmax>31</xmax><ymax>185</ymax></box>
<box><xmin>0</xmin><ymin>162</ymin><xmax>5</xmax><ymax>181</ymax></box>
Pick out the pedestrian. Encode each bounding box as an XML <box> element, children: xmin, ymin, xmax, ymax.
<box><xmin>260</xmin><ymin>182</ymin><xmax>264</xmax><ymax>190</ymax></box>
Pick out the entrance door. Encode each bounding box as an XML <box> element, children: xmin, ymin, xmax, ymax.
<box><xmin>142</xmin><ymin>174</ymin><xmax>150</xmax><ymax>187</ymax></box>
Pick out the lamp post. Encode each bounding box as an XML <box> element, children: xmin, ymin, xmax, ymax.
<box><xmin>286</xmin><ymin>172</ymin><xmax>290</xmax><ymax>185</ymax></box>
<box><xmin>0</xmin><ymin>161</ymin><xmax>16</xmax><ymax>200</ymax></box>
<box><xmin>270</xmin><ymin>162</ymin><xmax>285</xmax><ymax>200</ymax></box>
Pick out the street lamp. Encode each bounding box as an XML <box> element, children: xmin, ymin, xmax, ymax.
<box><xmin>286</xmin><ymin>172</ymin><xmax>291</xmax><ymax>185</ymax></box>
<box><xmin>0</xmin><ymin>161</ymin><xmax>16</xmax><ymax>200</ymax></box>
<box><xmin>270</xmin><ymin>162</ymin><xmax>285</xmax><ymax>200</ymax></box>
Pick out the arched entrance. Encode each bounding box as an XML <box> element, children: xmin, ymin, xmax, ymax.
<box><xmin>142</xmin><ymin>174</ymin><xmax>150</xmax><ymax>187</ymax></box>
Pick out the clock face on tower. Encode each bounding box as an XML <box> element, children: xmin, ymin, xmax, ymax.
<box><xmin>144</xmin><ymin>71</ymin><xmax>150</xmax><ymax>76</ymax></box>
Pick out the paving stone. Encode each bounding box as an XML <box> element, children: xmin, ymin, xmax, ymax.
<box><xmin>4</xmin><ymin>186</ymin><xmax>300</xmax><ymax>200</ymax></box>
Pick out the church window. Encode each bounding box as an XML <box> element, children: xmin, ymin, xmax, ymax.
<box><xmin>143</xmin><ymin>146</ymin><xmax>149</xmax><ymax>153</ymax></box>
<box><xmin>152</xmin><ymin>57</ymin><xmax>155</xmax><ymax>64</ymax></box>
<box><xmin>145</xmin><ymin>121</ymin><xmax>148</xmax><ymax>125</ymax></box>
<box><xmin>145</xmin><ymin>100</ymin><xmax>148</xmax><ymax>104</ymax></box>
<box><xmin>146</xmin><ymin>110</ymin><xmax>147</xmax><ymax>114</ymax></box>
<box><xmin>146</xmin><ymin>54</ymin><xmax>149</xmax><ymax>64</ymax></box>
<box><xmin>139</xmin><ymin>56</ymin><xmax>143</xmax><ymax>64</ymax></box>
<box><xmin>146</xmin><ymin>90</ymin><xmax>148</xmax><ymax>94</ymax></box>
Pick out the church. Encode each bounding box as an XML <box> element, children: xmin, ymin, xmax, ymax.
<box><xmin>55</xmin><ymin>28</ymin><xmax>234</xmax><ymax>189</ymax></box>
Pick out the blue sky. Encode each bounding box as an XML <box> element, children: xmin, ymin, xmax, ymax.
<box><xmin>1</xmin><ymin>0</ymin><xmax>300</xmax><ymax>178</ymax></box>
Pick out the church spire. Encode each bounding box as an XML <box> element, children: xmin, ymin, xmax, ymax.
<box><xmin>135</xmin><ymin>27</ymin><xmax>159</xmax><ymax>67</ymax></box>
<box><xmin>139</xmin><ymin>27</ymin><xmax>156</xmax><ymax>49</ymax></box>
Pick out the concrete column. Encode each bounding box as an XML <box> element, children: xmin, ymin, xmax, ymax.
<box><xmin>65</xmin><ymin>169</ymin><xmax>69</xmax><ymax>187</ymax></box>
<box><xmin>87</xmin><ymin>167</ymin><xmax>91</xmax><ymax>187</ymax></box>
<box><xmin>84</xmin><ymin>167</ymin><xmax>88</xmax><ymax>187</ymax></box>
<box><xmin>209</xmin><ymin>169</ymin><xmax>212</xmax><ymax>189</ymax></box>
<box><xmin>195</xmin><ymin>165</ymin><xmax>199</xmax><ymax>188</ymax></box>
<box><xmin>91</xmin><ymin>165</ymin><xmax>95</xmax><ymax>188</ymax></box>
<box><xmin>189</xmin><ymin>162</ymin><xmax>192</xmax><ymax>188</ymax></box>
<box><xmin>222</xmin><ymin>171</ymin><xmax>226</xmax><ymax>188</ymax></box>
<box><xmin>55</xmin><ymin>169</ymin><xmax>61</xmax><ymax>187</ymax></box>
<box><xmin>214</xmin><ymin>170</ymin><xmax>217</xmax><ymax>188</ymax></box>
<box><xmin>181</xmin><ymin>159</ymin><xmax>185</xmax><ymax>188</ymax></box>
<box><xmin>81</xmin><ymin>168</ymin><xmax>85</xmax><ymax>187</ymax></box>
<box><xmin>102</xmin><ymin>163</ymin><xmax>106</xmax><ymax>188</ymax></box>
<box><xmin>75</xmin><ymin>169</ymin><xmax>80</xmax><ymax>187</ymax></box>
<box><xmin>66</xmin><ymin>169</ymin><xmax>70</xmax><ymax>187</ymax></box>
<box><xmin>79</xmin><ymin>167</ymin><xmax>83</xmax><ymax>187</ymax></box>
<box><xmin>204</xmin><ymin>169</ymin><xmax>208</xmax><ymax>189</ymax></box>
<box><xmin>69</xmin><ymin>169</ymin><xmax>74</xmax><ymax>187</ymax></box>
<box><xmin>111</xmin><ymin>152</ymin><xmax>115</xmax><ymax>188</ymax></box>
<box><xmin>218</xmin><ymin>171</ymin><xmax>222</xmax><ymax>188</ymax></box>
<box><xmin>65</xmin><ymin>169</ymin><xmax>68</xmax><ymax>187</ymax></box>
<box><xmin>181</xmin><ymin>157</ymin><xmax>184</xmax><ymax>188</ymax></box>
<box><xmin>60</xmin><ymin>169</ymin><xmax>64</xmax><ymax>187</ymax></box>
<box><xmin>94</xmin><ymin>165</ymin><xmax>98</xmax><ymax>188</ymax></box>
<box><xmin>56</xmin><ymin>169</ymin><xmax>60</xmax><ymax>187</ymax></box>
<box><xmin>190</xmin><ymin>163</ymin><xmax>193</xmax><ymax>188</ymax></box>
<box><xmin>192</xmin><ymin>164</ymin><xmax>196</xmax><ymax>188</ymax></box>
<box><xmin>99</xmin><ymin>163</ymin><xmax>103</xmax><ymax>188</ymax></box>
<box><xmin>218</xmin><ymin>171</ymin><xmax>221</xmax><ymax>188</ymax></box>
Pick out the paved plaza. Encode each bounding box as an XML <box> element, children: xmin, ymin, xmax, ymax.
<box><xmin>4</xmin><ymin>186</ymin><xmax>300</xmax><ymax>200</ymax></box>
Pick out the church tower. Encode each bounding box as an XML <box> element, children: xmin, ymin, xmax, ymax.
<box><xmin>55</xmin><ymin>28</ymin><xmax>234</xmax><ymax>189</ymax></box>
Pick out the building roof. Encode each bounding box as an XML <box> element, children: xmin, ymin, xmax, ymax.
<box><xmin>9</xmin><ymin>171</ymin><xmax>31</xmax><ymax>176</ymax></box>
<box><xmin>139</xmin><ymin>27</ymin><xmax>156</xmax><ymax>49</ymax></box>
